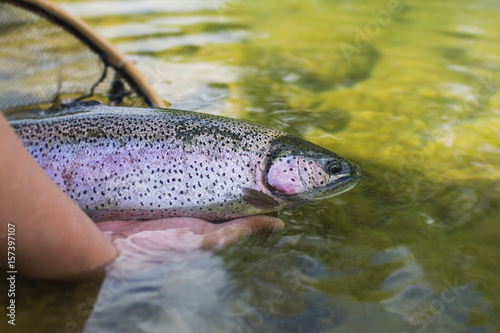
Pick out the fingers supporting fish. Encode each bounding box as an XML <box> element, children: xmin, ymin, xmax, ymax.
<box><xmin>202</xmin><ymin>216</ymin><xmax>284</xmax><ymax>250</ymax></box>
<box><xmin>96</xmin><ymin>216</ymin><xmax>284</xmax><ymax>249</ymax></box>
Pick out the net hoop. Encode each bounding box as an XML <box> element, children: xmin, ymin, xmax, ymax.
<box><xmin>2</xmin><ymin>0</ymin><xmax>166</xmax><ymax>108</ymax></box>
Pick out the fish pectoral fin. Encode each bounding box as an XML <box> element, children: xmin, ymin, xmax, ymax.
<box><xmin>242</xmin><ymin>188</ymin><xmax>279</xmax><ymax>209</ymax></box>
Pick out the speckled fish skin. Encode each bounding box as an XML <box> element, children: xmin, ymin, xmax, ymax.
<box><xmin>10</xmin><ymin>105</ymin><xmax>361</xmax><ymax>222</ymax></box>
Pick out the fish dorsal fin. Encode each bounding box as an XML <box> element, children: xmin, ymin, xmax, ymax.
<box><xmin>243</xmin><ymin>188</ymin><xmax>279</xmax><ymax>209</ymax></box>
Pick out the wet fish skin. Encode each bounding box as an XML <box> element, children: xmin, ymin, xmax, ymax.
<box><xmin>10</xmin><ymin>105</ymin><xmax>361</xmax><ymax>222</ymax></box>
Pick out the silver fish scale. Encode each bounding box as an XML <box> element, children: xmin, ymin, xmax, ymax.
<box><xmin>11</xmin><ymin>105</ymin><xmax>286</xmax><ymax>222</ymax></box>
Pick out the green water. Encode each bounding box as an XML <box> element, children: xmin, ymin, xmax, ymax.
<box><xmin>2</xmin><ymin>0</ymin><xmax>500</xmax><ymax>332</ymax></box>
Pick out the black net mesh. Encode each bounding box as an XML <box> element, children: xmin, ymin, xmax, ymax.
<box><xmin>0</xmin><ymin>1</ymin><xmax>149</xmax><ymax>117</ymax></box>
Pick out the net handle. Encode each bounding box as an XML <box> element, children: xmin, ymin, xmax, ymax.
<box><xmin>3</xmin><ymin>0</ymin><xmax>166</xmax><ymax>108</ymax></box>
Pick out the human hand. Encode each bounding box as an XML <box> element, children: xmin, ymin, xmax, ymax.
<box><xmin>94</xmin><ymin>216</ymin><xmax>283</xmax><ymax>278</ymax></box>
<box><xmin>97</xmin><ymin>215</ymin><xmax>284</xmax><ymax>251</ymax></box>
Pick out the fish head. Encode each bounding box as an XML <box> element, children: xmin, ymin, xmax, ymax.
<box><xmin>263</xmin><ymin>135</ymin><xmax>361</xmax><ymax>202</ymax></box>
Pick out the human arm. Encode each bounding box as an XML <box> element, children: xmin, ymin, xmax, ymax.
<box><xmin>0</xmin><ymin>112</ymin><xmax>117</xmax><ymax>279</ymax></box>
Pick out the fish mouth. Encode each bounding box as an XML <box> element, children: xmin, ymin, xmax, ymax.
<box><xmin>309</xmin><ymin>162</ymin><xmax>362</xmax><ymax>200</ymax></box>
<box><xmin>314</xmin><ymin>177</ymin><xmax>360</xmax><ymax>200</ymax></box>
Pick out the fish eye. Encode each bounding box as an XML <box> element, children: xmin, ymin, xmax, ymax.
<box><xmin>322</xmin><ymin>159</ymin><xmax>342</xmax><ymax>174</ymax></box>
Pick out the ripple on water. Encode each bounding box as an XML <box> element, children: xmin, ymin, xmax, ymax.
<box><xmin>116</xmin><ymin>30</ymin><xmax>247</xmax><ymax>53</ymax></box>
<box><xmin>62</xmin><ymin>0</ymin><xmax>221</xmax><ymax>17</ymax></box>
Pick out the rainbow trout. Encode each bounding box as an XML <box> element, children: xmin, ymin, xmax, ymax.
<box><xmin>10</xmin><ymin>104</ymin><xmax>361</xmax><ymax>222</ymax></box>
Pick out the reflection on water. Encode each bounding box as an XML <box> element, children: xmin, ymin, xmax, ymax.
<box><xmin>84</xmin><ymin>235</ymin><xmax>241</xmax><ymax>333</ymax></box>
<box><xmin>136</xmin><ymin>58</ymin><xmax>238</xmax><ymax>112</ymax></box>
<box><xmin>3</xmin><ymin>0</ymin><xmax>500</xmax><ymax>332</ymax></box>
<box><xmin>62</xmin><ymin>0</ymin><xmax>220</xmax><ymax>17</ymax></box>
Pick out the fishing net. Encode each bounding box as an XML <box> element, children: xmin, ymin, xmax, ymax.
<box><xmin>0</xmin><ymin>0</ymin><xmax>165</xmax><ymax>118</ymax></box>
